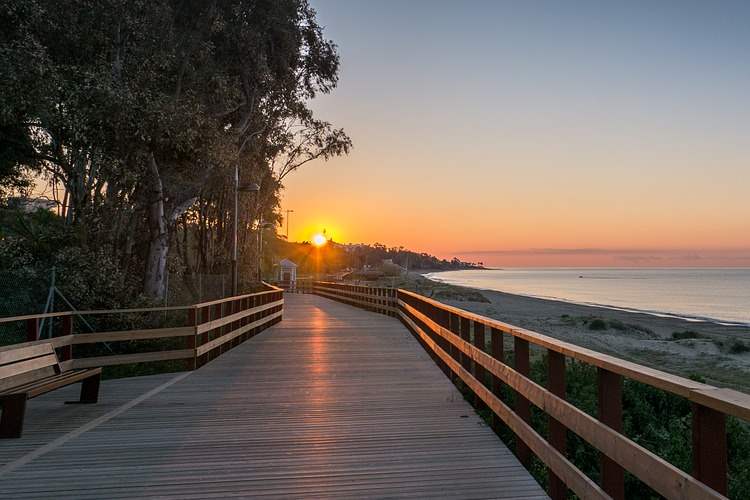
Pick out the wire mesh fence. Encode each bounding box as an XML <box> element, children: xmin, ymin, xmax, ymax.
<box><xmin>0</xmin><ymin>268</ymin><xmax>243</xmax><ymax>346</ymax></box>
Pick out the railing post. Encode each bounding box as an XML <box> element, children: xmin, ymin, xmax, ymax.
<box><xmin>692</xmin><ymin>403</ymin><xmax>727</xmax><ymax>495</ymax></box>
<box><xmin>490</xmin><ymin>326</ymin><xmax>504</xmax><ymax>432</ymax></box>
<box><xmin>221</xmin><ymin>302</ymin><xmax>230</xmax><ymax>355</ymax></box>
<box><xmin>598</xmin><ymin>368</ymin><xmax>624</xmax><ymax>500</ymax></box>
<box><xmin>249</xmin><ymin>295</ymin><xmax>257</xmax><ymax>334</ymax></box>
<box><xmin>547</xmin><ymin>350</ymin><xmax>567</xmax><ymax>500</ymax></box>
<box><xmin>26</xmin><ymin>318</ymin><xmax>39</xmax><ymax>342</ymax></box>
<box><xmin>200</xmin><ymin>305</ymin><xmax>211</xmax><ymax>366</ymax></box>
<box><xmin>277</xmin><ymin>290</ymin><xmax>284</xmax><ymax>323</ymax></box>
<box><xmin>473</xmin><ymin>321</ymin><xmax>487</xmax><ymax>409</ymax></box>
<box><xmin>448</xmin><ymin>313</ymin><xmax>461</xmax><ymax>382</ymax></box>
<box><xmin>514</xmin><ymin>337</ymin><xmax>532</xmax><ymax>466</ymax></box>
<box><xmin>59</xmin><ymin>315</ymin><xmax>73</xmax><ymax>362</ymax></box>
<box><xmin>438</xmin><ymin>307</ymin><xmax>452</xmax><ymax>379</ymax></box>
<box><xmin>426</xmin><ymin>304</ymin><xmax>447</xmax><ymax>376</ymax></box>
<box><xmin>187</xmin><ymin>307</ymin><xmax>198</xmax><ymax>370</ymax></box>
<box><xmin>460</xmin><ymin>317</ymin><xmax>471</xmax><ymax>373</ymax></box>
<box><xmin>232</xmin><ymin>299</ymin><xmax>241</xmax><ymax>348</ymax></box>
<box><xmin>241</xmin><ymin>298</ymin><xmax>248</xmax><ymax>340</ymax></box>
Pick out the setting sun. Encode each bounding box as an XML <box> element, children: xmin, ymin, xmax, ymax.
<box><xmin>312</xmin><ymin>233</ymin><xmax>327</xmax><ymax>247</ymax></box>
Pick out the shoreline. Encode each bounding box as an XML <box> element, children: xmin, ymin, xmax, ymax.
<box><xmin>400</xmin><ymin>270</ymin><xmax>750</xmax><ymax>392</ymax></box>
<box><xmin>424</xmin><ymin>269</ymin><xmax>750</xmax><ymax>328</ymax></box>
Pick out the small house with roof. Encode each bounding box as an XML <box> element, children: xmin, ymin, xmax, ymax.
<box><xmin>278</xmin><ymin>258</ymin><xmax>298</xmax><ymax>286</ymax></box>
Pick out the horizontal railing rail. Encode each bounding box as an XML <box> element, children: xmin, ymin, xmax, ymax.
<box><xmin>312</xmin><ymin>282</ymin><xmax>750</xmax><ymax>500</ymax></box>
<box><xmin>312</xmin><ymin>281</ymin><xmax>397</xmax><ymax>316</ymax></box>
<box><xmin>271</xmin><ymin>277</ymin><xmax>313</xmax><ymax>293</ymax></box>
<box><xmin>0</xmin><ymin>284</ymin><xmax>284</xmax><ymax>372</ymax></box>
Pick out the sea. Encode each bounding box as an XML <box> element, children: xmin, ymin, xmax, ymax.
<box><xmin>425</xmin><ymin>268</ymin><xmax>750</xmax><ymax>326</ymax></box>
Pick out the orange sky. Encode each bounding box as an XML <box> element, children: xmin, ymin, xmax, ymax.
<box><xmin>281</xmin><ymin>1</ymin><xmax>750</xmax><ymax>267</ymax></box>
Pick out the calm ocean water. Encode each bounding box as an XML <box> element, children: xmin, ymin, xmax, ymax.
<box><xmin>425</xmin><ymin>268</ymin><xmax>750</xmax><ymax>325</ymax></box>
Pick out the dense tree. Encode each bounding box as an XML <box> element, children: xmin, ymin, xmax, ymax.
<box><xmin>267</xmin><ymin>236</ymin><xmax>482</xmax><ymax>278</ymax></box>
<box><xmin>0</xmin><ymin>0</ymin><xmax>350</xmax><ymax>300</ymax></box>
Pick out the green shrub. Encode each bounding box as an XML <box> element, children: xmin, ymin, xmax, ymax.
<box><xmin>608</xmin><ymin>319</ymin><xmax>627</xmax><ymax>331</ymax></box>
<box><xmin>730</xmin><ymin>341</ymin><xmax>750</xmax><ymax>354</ymax></box>
<box><xmin>588</xmin><ymin>318</ymin><xmax>607</xmax><ymax>331</ymax></box>
<box><xmin>672</xmin><ymin>331</ymin><xmax>704</xmax><ymax>340</ymax></box>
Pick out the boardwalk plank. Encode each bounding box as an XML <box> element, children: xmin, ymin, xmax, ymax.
<box><xmin>0</xmin><ymin>294</ymin><xmax>546</xmax><ymax>499</ymax></box>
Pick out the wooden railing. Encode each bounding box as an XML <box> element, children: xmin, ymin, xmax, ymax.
<box><xmin>312</xmin><ymin>281</ymin><xmax>397</xmax><ymax>316</ymax></box>
<box><xmin>313</xmin><ymin>283</ymin><xmax>750</xmax><ymax>500</ymax></box>
<box><xmin>0</xmin><ymin>284</ymin><xmax>284</xmax><ymax>372</ymax></box>
<box><xmin>272</xmin><ymin>277</ymin><xmax>313</xmax><ymax>294</ymax></box>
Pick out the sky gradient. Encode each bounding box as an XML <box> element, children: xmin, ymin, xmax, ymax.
<box><xmin>283</xmin><ymin>0</ymin><xmax>750</xmax><ymax>266</ymax></box>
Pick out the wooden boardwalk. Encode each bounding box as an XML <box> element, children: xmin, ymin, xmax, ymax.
<box><xmin>0</xmin><ymin>294</ymin><xmax>546</xmax><ymax>499</ymax></box>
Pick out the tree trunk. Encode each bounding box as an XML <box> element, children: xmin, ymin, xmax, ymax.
<box><xmin>143</xmin><ymin>154</ymin><xmax>169</xmax><ymax>299</ymax></box>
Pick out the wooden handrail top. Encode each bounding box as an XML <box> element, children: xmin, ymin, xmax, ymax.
<box><xmin>396</xmin><ymin>289</ymin><xmax>750</xmax><ymax>423</ymax></box>
<box><xmin>315</xmin><ymin>281</ymin><xmax>395</xmax><ymax>290</ymax></box>
<box><xmin>0</xmin><ymin>287</ymin><xmax>284</xmax><ymax>325</ymax></box>
<box><xmin>195</xmin><ymin>299</ymin><xmax>284</xmax><ymax>334</ymax></box>
<box><xmin>0</xmin><ymin>311</ymin><xmax>74</xmax><ymax>324</ymax></box>
<box><xmin>191</xmin><ymin>283</ymin><xmax>283</xmax><ymax>309</ymax></box>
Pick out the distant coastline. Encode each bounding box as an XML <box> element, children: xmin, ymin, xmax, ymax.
<box><xmin>424</xmin><ymin>267</ymin><xmax>750</xmax><ymax>327</ymax></box>
<box><xmin>398</xmin><ymin>269</ymin><xmax>750</xmax><ymax>392</ymax></box>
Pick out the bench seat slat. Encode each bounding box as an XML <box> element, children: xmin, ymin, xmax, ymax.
<box><xmin>0</xmin><ymin>369</ymin><xmax>100</xmax><ymax>398</ymax></box>
<box><xmin>0</xmin><ymin>354</ymin><xmax>58</xmax><ymax>380</ymax></box>
<box><xmin>0</xmin><ymin>344</ymin><xmax>55</xmax><ymax>366</ymax></box>
<box><xmin>25</xmin><ymin>369</ymin><xmax>101</xmax><ymax>399</ymax></box>
<box><xmin>0</xmin><ymin>373</ymin><xmax>67</xmax><ymax>396</ymax></box>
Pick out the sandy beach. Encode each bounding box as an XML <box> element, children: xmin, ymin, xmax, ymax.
<box><xmin>393</xmin><ymin>271</ymin><xmax>750</xmax><ymax>392</ymax></box>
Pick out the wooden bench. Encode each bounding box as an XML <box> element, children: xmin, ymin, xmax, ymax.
<box><xmin>0</xmin><ymin>343</ymin><xmax>101</xmax><ymax>438</ymax></box>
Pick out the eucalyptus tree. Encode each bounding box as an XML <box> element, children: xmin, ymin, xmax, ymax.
<box><xmin>1</xmin><ymin>0</ymin><xmax>350</xmax><ymax>299</ymax></box>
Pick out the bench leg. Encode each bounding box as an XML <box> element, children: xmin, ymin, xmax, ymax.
<box><xmin>65</xmin><ymin>373</ymin><xmax>101</xmax><ymax>404</ymax></box>
<box><xmin>0</xmin><ymin>394</ymin><xmax>27</xmax><ymax>439</ymax></box>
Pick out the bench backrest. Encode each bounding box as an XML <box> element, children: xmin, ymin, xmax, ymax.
<box><xmin>0</xmin><ymin>343</ymin><xmax>61</xmax><ymax>392</ymax></box>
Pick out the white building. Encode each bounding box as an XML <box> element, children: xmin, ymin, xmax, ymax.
<box><xmin>278</xmin><ymin>258</ymin><xmax>298</xmax><ymax>287</ymax></box>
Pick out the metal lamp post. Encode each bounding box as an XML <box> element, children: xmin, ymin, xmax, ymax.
<box><xmin>256</xmin><ymin>220</ymin><xmax>275</xmax><ymax>281</ymax></box>
<box><xmin>285</xmin><ymin>209</ymin><xmax>294</xmax><ymax>239</ymax></box>
<box><xmin>231</xmin><ymin>165</ymin><xmax>259</xmax><ymax>295</ymax></box>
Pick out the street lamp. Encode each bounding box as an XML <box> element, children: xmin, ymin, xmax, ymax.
<box><xmin>256</xmin><ymin>220</ymin><xmax>275</xmax><ymax>281</ymax></box>
<box><xmin>285</xmin><ymin>209</ymin><xmax>294</xmax><ymax>240</ymax></box>
<box><xmin>232</xmin><ymin>164</ymin><xmax>259</xmax><ymax>295</ymax></box>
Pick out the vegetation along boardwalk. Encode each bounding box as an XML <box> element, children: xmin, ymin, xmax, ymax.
<box><xmin>0</xmin><ymin>294</ymin><xmax>546</xmax><ymax>499</ymax></box>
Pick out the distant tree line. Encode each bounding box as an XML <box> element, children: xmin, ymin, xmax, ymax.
<box><xmin>0</xmin><ymin>0</ymin><xmax>350</xmax><ymax>308</ymax></box>
<box><xmin>268</xmin><ymin>238</ymin><xmax>482</xmax><ymax>277</ymax></box>
<box><xmin>342</xmin><ymin>243</ymin><xmax>483</xmax><ymax>271</ymax></box>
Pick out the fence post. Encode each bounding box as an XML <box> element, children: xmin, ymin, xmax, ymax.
<box><xmin>692</xmin><ymin>403</ymin><xmax>727</xmax><ymax>495</ymax></box>
<box><xmin>232</xmin><ymin>299</ymin><xmax>241</xmax><ymax>348</ymax></box>
<box><xmin>547</xmin><ymin>350</ymin><xmax>567</xmax><ymax>500</ymax></box>
<box><xmin>59</xmin><ymin>315</ymin><xmax>73</xmax><ymax>362</ymax></box>
<box><xmin>447</xmin><ymin>312</ymin><xmax>461</xmax><ymax>382</ymax></box>
<box><xmin>26</xmin><ymin>318</ymin><xmax>39</xmax><ymax>342</ymax></box>
<box><xmin>187</xmin><ymin>307</ymin><xmax>198</xmax><ymax>370</ymax></box>
<box><xmin>200</xmin><ymin>305</ymin><xmax>212</xmax><ymax>366</ymax></box>
<box><xmin>437</xmin><ymin>307</ymin><xmax>452</xmax><ymax>379</ymax></box>
<box><xmin>460</xmin><ymin>317</ymin><xmax>471</xmax><ymax>373</ymax></box>
<box><xmin>424</xmin><ymin>303</ymin><xmax>444</xmax><ymax>375</ymax></box>
<box><xmin>514</xmin><ymin>337</ymin><xmax>532</xmax><ymax>466</ymax></box>
<box><xmin>473</xmin><ymin>321</ymin><xmax>487</xmax><ymax>409</ymax></box>
<box><xmin>598</xmin><ymin>368</ymin><xmax>625</xmax><ymax>500</ymax></box>
<box><xmin>490</xmin><ymin>327</ymin><xmax>504</xmax><ymax>432</ymax></box>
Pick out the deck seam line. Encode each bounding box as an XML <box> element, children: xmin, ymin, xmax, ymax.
<box><xmin>0</xmin><ymin>371</ymin><xmax>192</xmax><ymax>478</ymax></box>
